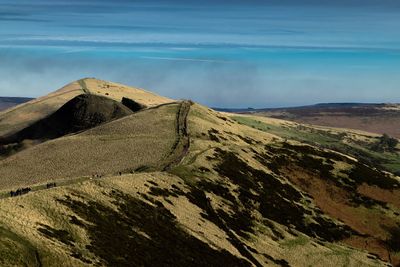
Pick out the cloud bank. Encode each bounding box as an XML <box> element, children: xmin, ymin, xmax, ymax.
<box><xmin>0</xmin><ymin>0</ymin><xmax>399</xmax><ymax>107</ymax></box>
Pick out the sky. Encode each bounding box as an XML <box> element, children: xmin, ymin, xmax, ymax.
<box><xmin>0</xmin><ymin>0</ymin><xmax>399</xmax><ymax>108</ymax></box>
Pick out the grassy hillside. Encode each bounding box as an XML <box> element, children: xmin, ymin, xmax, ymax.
<box><xmin>0</xmin><ymin>94</ymin><xmax>134</xmax><ymax>149</ymax></box>
<box><xmin>171</xmin><ymin>104</ymin><xmax>400</xmax><ymax>266</ymax></box>
<box><xmin>0</xmin><ymin>172</ymin><xmax>387</xmax><ymax>267</ymax></box>
<box><xmin>236</xmin><ymin>103</ymin><xmax>400</xmax><ymax>139</ymax></box>
<box><xmin>232</xmin><ymin>115</ymin><xmax>400</xmax><ymax>174</ymax></box>
<box><xmin>0</xmin><ymin>103</ymin><xmax>179</xmax><ymax>190</ymax></box>
<box><xmin>0</xmin><ymin>82</ymin><xmax>398</xmax><ymax>266</ymax></box>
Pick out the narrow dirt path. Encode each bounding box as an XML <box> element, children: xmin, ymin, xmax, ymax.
<box><xmin>163</xmin><ymin>100</ymin><xmax>192</xmax><ymax>171</ymax></box>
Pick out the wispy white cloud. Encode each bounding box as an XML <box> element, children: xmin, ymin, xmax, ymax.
<box><xmin>140</xmin><ymin>56</ymin><xmax>232</xmax><ymax>63</ymax></box>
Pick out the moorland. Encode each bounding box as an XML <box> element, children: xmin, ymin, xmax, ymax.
<box><xmin>0</xmin><ymin>78</ymin><xmax>399</xmax><ymax>267</ymax></box>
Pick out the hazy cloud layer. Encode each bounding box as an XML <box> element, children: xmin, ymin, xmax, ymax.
<box><xmin>0</xmin><ymin>0</ymin><xmax>399</xmax><ymax>107</ymax></box>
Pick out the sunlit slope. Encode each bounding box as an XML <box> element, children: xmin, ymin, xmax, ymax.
<box><xmin>0</xmin><ymin>78</ymin><xmax>173</xmax><ymax>138</ymax></box>
<box><xmin>169</xmin><ymin>104</ymin><xmax>400</xmax><ymax>266</ymax></box>
<box><xmin>0</xmin><ymin>81</ymin><xmax>83</xmax><ymax>137</ymax></box>
<box><xmin>81</xmin><ymin>78</ymin><xmax>173</xmax><ymax>106</ymax></box>
<box><xmin>0</xmin><ymin>103</ymin><xmax>179</xmax><ymax>189</ymax></box>
<box><xmin>0</xmin><ymin>97</ymin><xmax>398</xmax><ymax>266</ymax></box>
<box><xmin>232</xmin><ymin>114</ymin><xmax>400</xmax><ymax>173</ymax></box>
<box><xmin>0</xmin><ymin>173</ymin><xmax>386</xmax><ymax>267</ymax></box>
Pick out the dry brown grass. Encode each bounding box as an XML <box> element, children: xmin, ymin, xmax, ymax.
<box><xmin>0</xmin><ymin>103</ymin><xmax>179</xmax><ymax>190</ymax></box>
<box><xmin>83</xmin><ymin>78</ymin><xmax>173</xmax><ymax>106</ymax></box>
<box><xmin>172</xmin><ymin>104</ymin><xmax>390</xmax><ymax>266</ymax></box>
<box><xmin>0</xmin><ymin>172</ymin><xmax>385</xmax><ymax>267</ymax></box>
<box><xmin>0</xmin><ymin>88</ymin><xmax>395</xmax><ymax>266</ymax></box>
<box><xmin>255</xmin><ymin>110</ymin><xmax>400</xmax><ymax>139</ymax></box>
<box><xmin>0</xmin><ymin>172</ymin><xmax>251</xmax><ymax>266</ymax></box>
<box><xmin>0</xmin><ymin>81</ymin><xmax>83</xmax><ymax>137</ymax></box>
<box><xmin>0</xmin><ymin>78</ymin><xmax>174</xmax><ymax>138</ymax></box>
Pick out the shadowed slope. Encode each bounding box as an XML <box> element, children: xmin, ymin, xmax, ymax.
<box><xmin>0</xmin><ymin>78</ymin><xmax>173</xmax><ymax>138</ymax></box>
<box><xmin>0</xmin><ymin>94</ymin><xmax>133</xmax><ymax>146</ymax></box>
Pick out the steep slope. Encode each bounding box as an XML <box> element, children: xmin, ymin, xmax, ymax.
<box><xmin>0</xmin><ymin>94</ymin><xmax>133</xmax><ymax>153</ymax></box>
<box><xmin>0</xmin><ymin>98</ymin><xmax>398</xmax><ymax>266</ymax></box>
<box><xmin>0</xmin><ymin>78</ymin><xmax>173</xmax><ymax>138</ymax></box>
<box><xmin>171</xmin><ymin>104</ymin><xmax>400</xmax><ymax>266</ymax></box>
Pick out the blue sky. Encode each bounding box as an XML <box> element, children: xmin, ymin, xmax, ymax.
<box><xmin>0</xmin><ymin>0</ymin><xmax>399</xmax><ymax>107</ymax></box>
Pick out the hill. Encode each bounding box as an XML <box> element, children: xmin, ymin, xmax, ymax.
<box><xmin>217</xmin><ymin>103</ymin><xmax>400</xmax><ymax>139</ymax></box>
<box><xmin>0</xmin><ymin>78</ymin><xmax>173</xmax><ymax>139</ymax></box>
<box><xmin>0</xmin><ymin>94</ymin><xmax>133</xmax><ymax>147</ymax></box>
<box><xmin>0</xmin><ymin>81</ymin><xmax>399</xmax><ymax>267</ymax></box>
<box><xmin>0</xmin><ymin>97</ymin><xmax>33</xmax><ymax>111</ymax></box>
<box><xmin>0</xmin><ymin>101</ymin><xmax>180</xmax><ymax>189</ymax></box>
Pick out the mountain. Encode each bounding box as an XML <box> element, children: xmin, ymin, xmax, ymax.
<box><xmin>0</xmin><ymin>97</ymin><xmax>33</xmax><ymax>111</ymax></box>
<box><xmin>0</xmin><ymin>80</ymin><xmax>399</xmax><ymax>267</ymax></box>
<box><xmin>216</xmin><ymin>103</ymin><xmax>400</xmax><ymax>139</ymax></box>
<box><xmin>0</xmin><ymin>78</ymin><xmax>173</xmax><ymax>139</ymax></box>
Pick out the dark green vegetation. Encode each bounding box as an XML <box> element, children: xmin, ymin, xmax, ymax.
<box><xmin>372</xmin><ymin>133</ymin><xmax>399</xmax><ymax>153</ymax></box>
<box><xmin>55</xmin><ymin>190</ymin><xmax>250</xmax><ymax>267</ymax></box>
<box><xmin>387</xmin><ymin>224</ymin><xmax>400</xmax><ymax>252</ymax></box>
<box><xmin>233</xmin><ymin>116</ymin><xmax>400</xmax><ymax>174</ymax></box>
<box><xmin>0</xmin><ymin>81</ymin><xmax>397</xmax><ymax>267</ymax></box>
<box><xmin>171</xmin><ymin>144</ymin><xmax>368</xmax><ymax>266</ymax></box>
<box><xmin>261</xmin><ymin>142</ymin><xmax>398</xmax><ymax>206</ymax></box>
<box><xmin>211</xmin><ymin>148</ymin><xmax>354</xmax><ymax>242</ymax></box>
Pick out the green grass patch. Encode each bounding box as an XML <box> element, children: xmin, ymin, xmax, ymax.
<box><xmin>0</xmin><ymin>226</ymin><xmax>41</xmax><ymax>266</ymax></box>
<box><xmin>232</xmin><ymin>116</ymin><xmax>400</xmax><ymax>173</ymax></box>
<box><xmin>280</xmin><ymin>235</ymin><xmax>309</xmax><ymax>248</ymax></box>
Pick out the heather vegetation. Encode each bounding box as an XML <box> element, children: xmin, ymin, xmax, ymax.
<box><xmin>0</xmin><ymin>80</ymin><xmax>398</xmax><ymax>266</ymax></box>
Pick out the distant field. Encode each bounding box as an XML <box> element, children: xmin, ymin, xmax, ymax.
<box><xmin>218</xmin><ymin>103</ymin><xmax>400</xmax><ymax>139</ymax></box>
<box><xmin>0</xmin><ymin>97</ymin><xmax>33</xmax><ymax>111</ymax></box>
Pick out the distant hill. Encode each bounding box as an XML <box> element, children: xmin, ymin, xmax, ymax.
<box><xmin>216</xmin><ymin>103</ymin><xmax>400</xmax><ymax>138</ymax></box>
<box><xmin>0</xmin><ymin>97</ymin><xmax>33</xmax><ymax>111</ymax></box>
